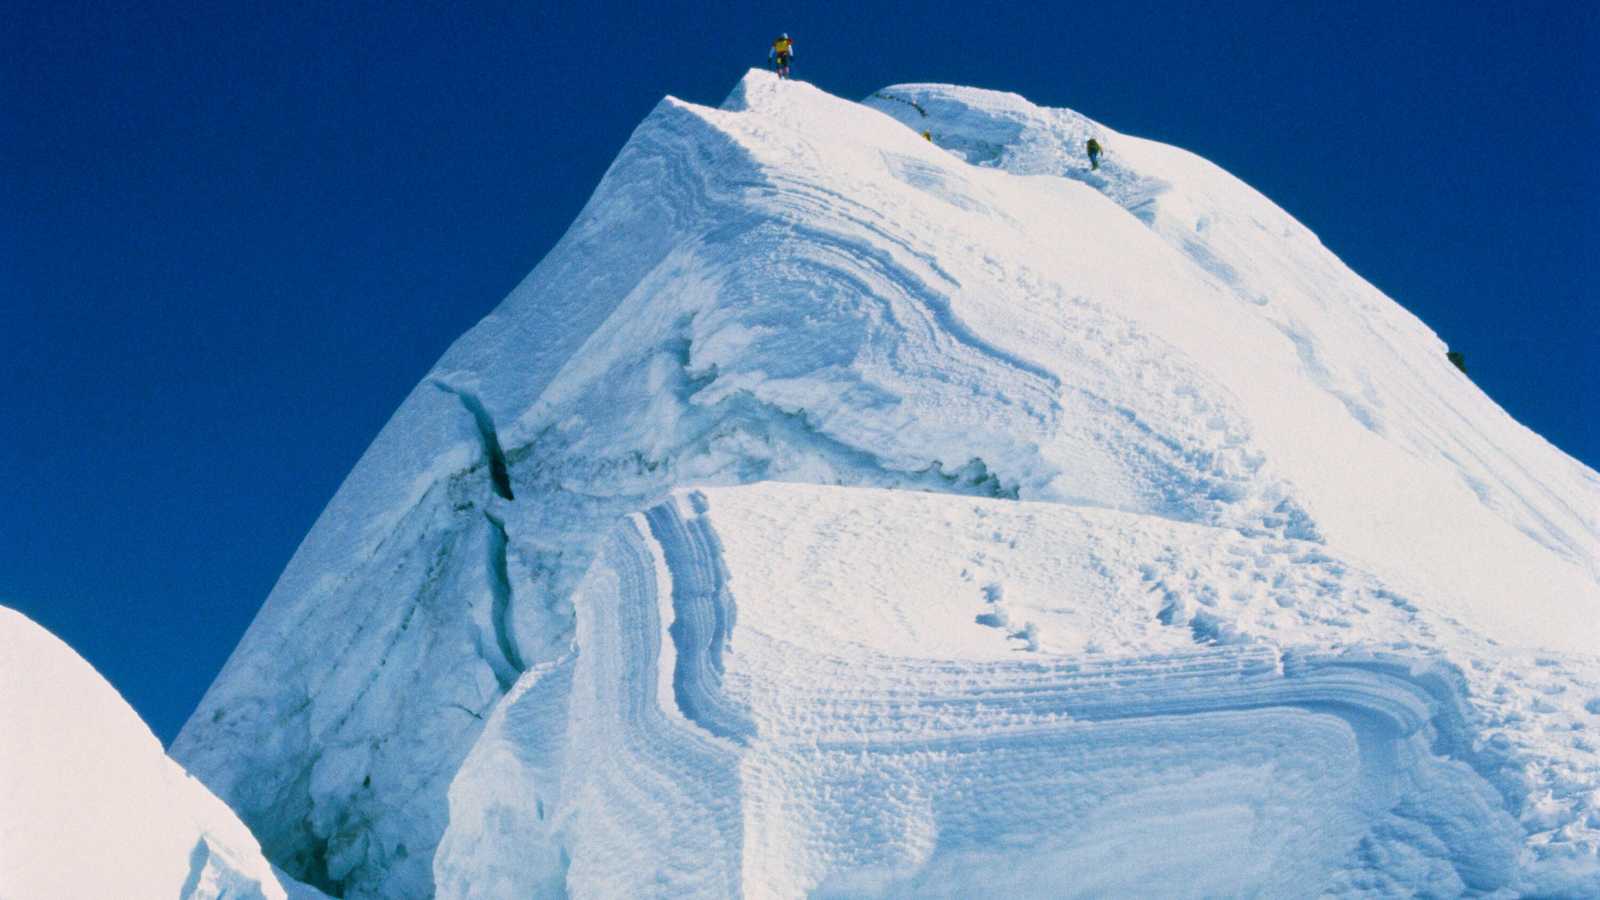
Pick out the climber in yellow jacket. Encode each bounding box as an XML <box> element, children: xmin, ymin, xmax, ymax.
<box><xmin>770</xmin><ymin>33</ymin><xmax>794</xmax><ymax>79</ymax></box>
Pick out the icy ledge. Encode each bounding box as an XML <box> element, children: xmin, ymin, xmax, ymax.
<box><xmin>0</xmin><ymin>606</ymin><xmax>326</xmax><ymax>899</ymax></box>
<box><xmin>434</xmin><ymin>484</ymin><xmax>1600</xmax><ymax>897</ymax></box>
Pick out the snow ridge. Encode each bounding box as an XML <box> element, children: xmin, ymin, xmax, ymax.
<box><xmin>863</xmin><ymin>82</ymin><xmax>1598</xmax><ymax>582</ymax></box>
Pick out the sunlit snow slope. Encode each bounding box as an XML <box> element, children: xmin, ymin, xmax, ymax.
<box><xmin>174</xmin><ymin>71</ymin><xmax>1599</xmax><ymax>897</ymax></box>
<box><xmin>0</xmin><ymin>607</ymin><xmax>310</xmax><ymax>900</ymax></box>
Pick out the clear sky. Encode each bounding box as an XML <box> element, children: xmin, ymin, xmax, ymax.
<box><xmin>4</xmin><ymin>1</ymin><xmax>1596</xmax><ymax>744</ymax></box>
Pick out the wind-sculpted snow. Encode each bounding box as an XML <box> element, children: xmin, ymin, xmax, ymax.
<box><xmin>430</xmin><ymin>485</ymin><xmax>1595</xmax><ymax>896</ymax></box>
<box><xmin>175</xmin><ymin>70</ymin><xmax>1598</xmax><ymax>896</ymax></box>
<box><xmin>0</xmin><ymin>607</ymin><xmax>322</xmax><ymax>899</ymax></box>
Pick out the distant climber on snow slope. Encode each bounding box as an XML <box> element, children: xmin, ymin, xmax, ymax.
<box><xmin>1087</xmin><ymin>137</ymin><xmax>1103</xmax><ymax>171</ymax></box>
<box><xmin>770</xmin><ymin>33</ymin><xmax>794</xmax><ymax>79</ymax></box>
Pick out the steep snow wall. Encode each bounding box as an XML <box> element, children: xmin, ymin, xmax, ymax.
<box><xmin>0</xmin><ymin>607</ymin><xmax>313</xmax><ymax>900</ymax></box>
<box><xmin>173</xmin><ymin>70</ymin><xmax>1599</xmax><ymax>897</ymax></box>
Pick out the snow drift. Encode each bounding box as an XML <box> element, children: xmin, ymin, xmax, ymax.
<box><xmin>0</xmin><ymin>606</ymin><xmax>310</xmax><ymax>899</ymax></box>
<box><xmin>172</xmin><ymin>70</ymin><xmax>1599</xmax><ymax>897</ymax></box>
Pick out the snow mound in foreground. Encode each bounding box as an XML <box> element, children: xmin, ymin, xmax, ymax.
<box><xmin>172</xmin><ymin>70</ymin><xmax>1598</xmax><ymax>896</ymax></box>
<box><xmin>0</xmin><ymin>607</ymin><xmax>317</xmax><ymax>899</ymax></box>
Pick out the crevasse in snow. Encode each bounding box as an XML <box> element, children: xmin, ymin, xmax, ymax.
<box><xmin>171</xmin><ymin>71</ymin><xmax>1599</xmax><ymax>897</ymax></box>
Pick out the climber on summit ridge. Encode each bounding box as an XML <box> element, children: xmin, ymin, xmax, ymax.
<box><xmin>770</xmin><ymin>33</ymin><xmax>794</xmax><ymax>79</ymax></box>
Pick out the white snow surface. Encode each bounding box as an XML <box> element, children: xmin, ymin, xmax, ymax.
<box><xmin>0</xmin><ymin>606</ymin><xmax>315</xmax><ymax>900</ymax></box>
<box><xmin>173</xmin><ymin>71</ymin><xmax>1599</xmax><ymax>897</ymax></box>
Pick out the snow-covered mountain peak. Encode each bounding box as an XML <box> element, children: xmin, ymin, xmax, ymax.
<box><xmin>168</xmin><ymin>71</ymin><xmax>1599</xmax><ymax>897</ymax></box>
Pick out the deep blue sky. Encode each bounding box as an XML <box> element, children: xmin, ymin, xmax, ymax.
<box><xmin>5</xmin><ymin>1</ymin><xmax>1596</xmax><ymax>744</ymax></box>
